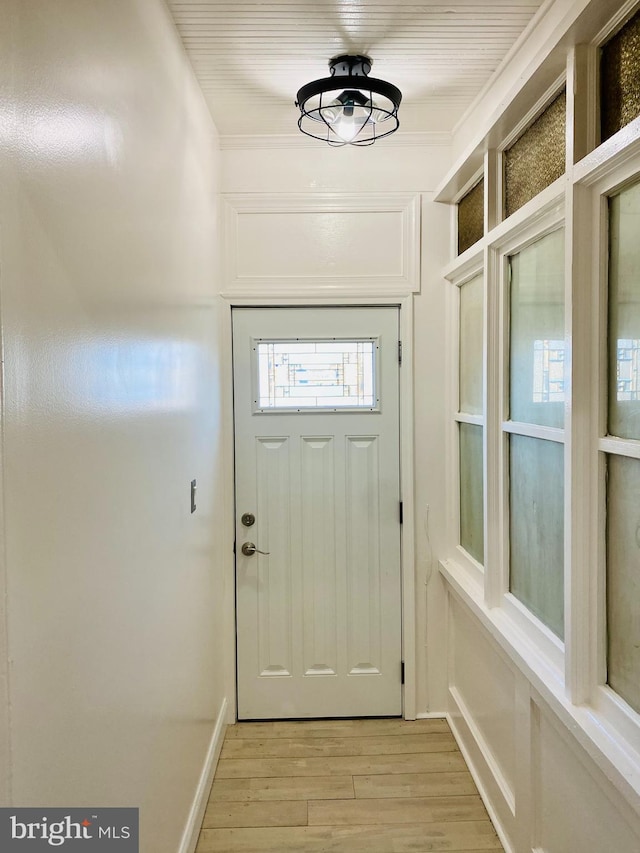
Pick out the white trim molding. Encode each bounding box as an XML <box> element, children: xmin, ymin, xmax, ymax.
<box><xmin>222</xmin><ymin>193</ymin><xmax>421</xmax><ymax>298</ymax></box>
<box><xmin>178</xmin><ymin>697</ymin><xmax>228</xmax><ymax>853</ymax></box>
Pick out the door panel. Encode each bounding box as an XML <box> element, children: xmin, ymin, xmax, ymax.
<box><xmin>233</xmin><ymin>306</ymin><xmax>402</xmax><ymax>719</ymax></box>
<box><xmin>300</xmin><ymin>435</ymin><xmax>337</xmax><ymax>676</ymax></box>
<box><xmin>346</xmin><ymin>435</ymin><xmax>382</xmax><ymax>674</ymax></box>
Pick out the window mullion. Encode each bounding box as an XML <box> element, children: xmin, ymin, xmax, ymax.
<box><xmin>501</xmin><ymin>421</ymin><xmax>564</xmax><ymax>442</ymax></box>
<box><xmin>565</xmin><ymin>179</ymin><xmax>599</xmax><ymax>704</ymax></box>
<box><xmin>484</xmin><ymin>245</ymin><xmax>504</xmax><ymax>607</ymax></box>
<box><xmin>567</xmin><ymin>44</ymin><xmax>599</xmax><ymax>166</ymax></box>
<box><xmin>599</xmin><ymin>436</ymin><xmax>640</xmax><ymax>459</ymax></box>
<box><xmin>484</xmin><ymin>149</ymin><xmax>501</xmax><ymax>233</ymax></box>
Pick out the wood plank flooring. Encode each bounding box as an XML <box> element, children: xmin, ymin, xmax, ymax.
<box><xmin>195</xmin><ymin>718</ymin><xmax>504</xmax><ymax>852</ymax></box>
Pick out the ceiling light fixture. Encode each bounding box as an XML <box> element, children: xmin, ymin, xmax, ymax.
<box><xmin>295</xmin><ymin>55</ymin><xmax>402</xmax><ymax>146</ymax></box>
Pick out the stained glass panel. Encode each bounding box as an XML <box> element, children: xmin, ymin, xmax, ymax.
<box><xmin>256</xmin><ymin>340</ymin><xmax>377</xmax><ymax>410</ymax></box>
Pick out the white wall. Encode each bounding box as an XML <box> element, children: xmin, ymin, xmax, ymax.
<box><xmin>221</xmin><ymin>140</ymin><xmax>452</xmax><ymax>714</ymax></box>
<box><xmin>0</xmin><ymin>1</ymin><xmax>227</xmax><ymax>850</ymax></box>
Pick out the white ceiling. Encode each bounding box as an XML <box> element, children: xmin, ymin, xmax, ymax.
<box><xmin>166</xmin><ymin>0</ymin><xmax>546</xmax><ymax>139</ymax></box>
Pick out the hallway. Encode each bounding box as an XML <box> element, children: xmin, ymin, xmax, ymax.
<box><xmin>195</xmin><ymin>718</ymin><xmax>503</xmax><ymax>852</ymax></box>
<box><xmin>3</xmin><ymin>1</ymin><xmax>640</xmax><ymax>851</ymax></box>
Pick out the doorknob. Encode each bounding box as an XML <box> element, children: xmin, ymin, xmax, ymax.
<box><xmin>241</xmin><ymin>542</ymin><xmax>270</xmax><ymax>556</ymax></box>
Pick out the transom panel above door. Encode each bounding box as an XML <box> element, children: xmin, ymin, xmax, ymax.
<box><xmin>233</xmin><ymin>306</ymin><xmax>402</xmax><ymax>720</ymax></box>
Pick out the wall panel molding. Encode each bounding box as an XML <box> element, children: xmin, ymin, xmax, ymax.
<box><xmin>222</xmin><ymin>193</ymin><xmax>421</xmax><ymax>297</ymax></box>
<box><xmin>531</xmin><ymin>695</ymin><xmax>640</xmax><ymax>852</ymax></box>
<box><xmin>443</xmin><ymin>567</ymin><xmax>640</xmax><ymax>852</ymax></box>
<box><xmin>449</xmin><ymin>685</ymin><xmax>516</xmax><ymax>815</ymax></box>
<box><xmin>447</xmin><ymin>594</ymin><xmax>518</xmax><ymax>837</ymax></box>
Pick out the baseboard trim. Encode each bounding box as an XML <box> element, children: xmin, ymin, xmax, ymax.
<box><xmin>415</xmin><ymin>711</ymin><xmax>447</xmax><ymax>719</ymax></box>
<box><xmin>178</xmin><ymin>697</ymin><xmax>228</xmax><ymax>853</ymax></box>
<box><xmin>446</xmin><ymin>708</ymin><xmax>515</xmax><ymax>853</ymax></box>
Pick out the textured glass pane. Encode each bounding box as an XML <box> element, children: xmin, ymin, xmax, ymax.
<box><xmin>458</xmin><ymin>179</ymin><xmax>484</xmax><ymax>255</ymax></box>
<box><xmin>504</xmin><ymin>91</ymin><xmax>566</xmax><ymax>218</ymax></box>
<box><xmin>608</xmin><ymin>183</ymin><xmax>640</xmax><ymax>439</ymax></box>
<box><xmin>459</xmin><ymin>423</ymin><xmax>484</xmax><ymax>564</ymax></box>
<box><xmin>509</xmin><ymin>229</ymin><xmax>565</xmax><ymax>427</ymax></box>
<box><xmin>606</xmin><ymin>454</ymin><xmax>640</xmax><ymax>715</ymax></box>
<box><xmin>459</xmin><ymin>274</ymin><xmax>484</xmax><ymax>415</ymax></box>
<box><xmin>601</xmin><ymin>8</ymin><xmax>640</xmax><ymax>143</ymax></box>
<box><xmin>509</xmin><ymin>435</ymin><xmax>564</xmax><ymax>638</ymax></box>
<box><xmin>257</xmin><ymin>340</ymin><xmax>376</xmax><ymax>409</ymax></box>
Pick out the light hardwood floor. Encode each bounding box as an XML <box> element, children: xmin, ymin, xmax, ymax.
<box><xmin>195</xmin><ymin>718</ymin><xmax>504</xmax><ymax>852</ymax></box>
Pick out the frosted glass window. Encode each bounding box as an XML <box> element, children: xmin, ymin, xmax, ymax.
<box><xmin>606</xmin><ymin>454</ymin><xmax>640</xmax><ymax>715</ymax></box>
<box><xmin>459</xmin><ymin>423</ymin><xmax>484</xmax><ymax>564</ymax></box>
<box><xmin>509</xmin><ymin>229</ymin><xmax>565</xmax><ymax>427</ymax></box>
<box><xmin>504</xmin><ymin>91</ymin><xmax>566</xmax><ymax>218</ymax></box>
<box><xmin>609</xmin><ymin>182</ymin><xmax>640</xmax><ymax>440</ymax></box>
<box><xmin>459</xmin><ymin>274</ymin><xmax>484</xmax><ymax>415</ymax></box>
<box><xmin>601</xmin><ymin>8</ymin><xmax>640</xmax><ymax>143</ymax></box>
<box><xmin>509</xmin><ymin>435</ymin><xmax>564</xmax><ymax>638</ymax></box>
<box><xmin>256</xmin><ymin>340</ymin><xmax>377</xmax><ymax>410</ymax></box>
<box><xmin>458</xmin><ymin>179</ymin><xmax>484</xmax><ymax>255</ymax></box>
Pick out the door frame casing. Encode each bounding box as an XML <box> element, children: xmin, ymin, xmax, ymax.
<box><xmin>219</xmin><ymin>294</ymin><xmax>417</xmax><ymax>721</ymax></box>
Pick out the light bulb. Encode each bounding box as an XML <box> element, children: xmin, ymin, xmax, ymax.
<box><xmin>334</xmin><ymin>113</ymin><xmax>359</xmax><ymax>142</ymax></box>
<box><xmin>321</xmin><ymin>97</ymin><xmax>371</xmax><ymax>142</ymax></box>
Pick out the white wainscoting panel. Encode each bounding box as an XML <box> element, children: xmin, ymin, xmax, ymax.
<box><xmin>447</xmin><ymin>596</ymin><xmax>518</xmax><ymax>849</ymax></box>
<box><xmin>449</xmin><ymin>597</ymin><xmax>517</xmax><ymax>806</ymax></box>
<box><xmin>222</xmin><ymin>193</ymin><xmax>420</xmax><ymax>296</ymax></box>
<box><xmin>443</xmin><ymin>581</ymin><xmax>640</xmax><ymax>853</ymax></box>
<box><xmin>531</xmin><ymin>699</ymin><xmax>640</xmax><ymax>853</ymax></box>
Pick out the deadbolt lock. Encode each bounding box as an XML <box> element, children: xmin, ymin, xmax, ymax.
<box><xmin>241</xmin><ymin>512</ymin><xmax>256</xmax><ymax>527</ymax></box>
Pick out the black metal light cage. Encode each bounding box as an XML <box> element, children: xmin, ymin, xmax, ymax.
<box><xmin>295</xmin><ymin>55</ymin><xmax>402</xmax><ymax>146</ymax></box>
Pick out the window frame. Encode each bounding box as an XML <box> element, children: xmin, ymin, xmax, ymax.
<box><xmin>579</xmin><ymin>152</ymin><xmax>640</xmax><ymax>750</ymax></box>
<box><xmin>250</xmin><ymin>335</ymin><xmax>381</xmax><ymax>414</ymax></box>
<box><xmin>446</xmin><ymin>249</ymin><xmax>486</xmax><ymax>586</ymax></box>
<box><xmin>490</xmin><ymin>203</ymin><xmax>567</xmax><ymax>671</ymax></box>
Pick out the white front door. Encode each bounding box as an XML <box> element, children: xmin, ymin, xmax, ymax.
<box><xmin>232</xmin><ymin>306</ymin><xmax>402</xmax><ymax>719</ymax></box>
